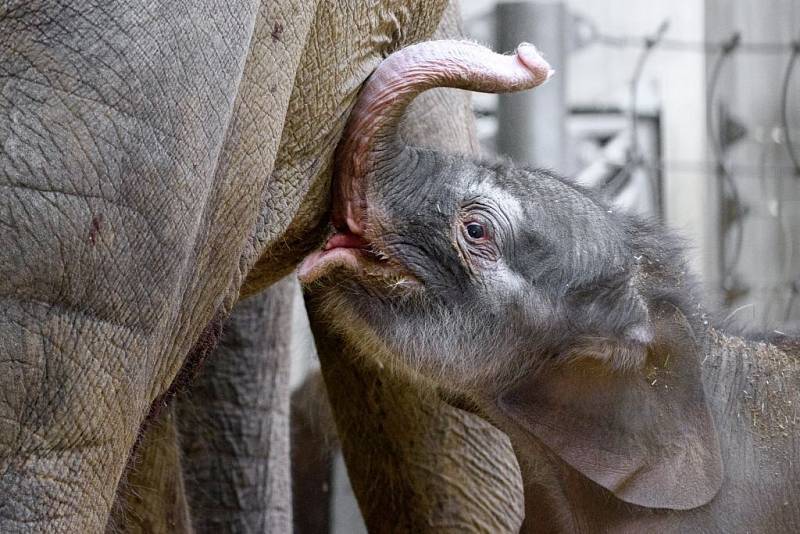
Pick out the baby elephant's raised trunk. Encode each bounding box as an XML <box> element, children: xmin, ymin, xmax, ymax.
<box><xmin>333</xmin><ymin>40</ymin><xmax>553</xmax><ymax>235</ymax></box>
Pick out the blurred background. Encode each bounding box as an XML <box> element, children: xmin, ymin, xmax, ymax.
<box><xmin>292</xmin><ymin>1</ymin><xmax>800</xmax><ymax>531</ymax></box>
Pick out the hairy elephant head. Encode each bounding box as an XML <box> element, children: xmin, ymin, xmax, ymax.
<box><xmin>300</xmin><ymin>39</ymin><xmax>723</xmax><ymax>513</ymax></box>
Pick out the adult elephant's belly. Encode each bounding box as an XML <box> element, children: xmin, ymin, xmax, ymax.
<box><xmin>240</xmin><ymin>141</ymin><xmax>335</xmax><ymax>295</ymax></box>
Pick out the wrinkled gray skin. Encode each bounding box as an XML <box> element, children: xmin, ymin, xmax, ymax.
<box><xmin>1</xmin><ymin>1</ymin><xmax>525</xmax><ymax>532</ymax></box>
<box><xmin>174</xmin><ymin>278</ymin><xmax>295</xmax><ymax>533</ymax></box>
<box><xmin>304</xmin><ymin>45</ymin><xmax>800</xmax><ymax>532</ymax></box>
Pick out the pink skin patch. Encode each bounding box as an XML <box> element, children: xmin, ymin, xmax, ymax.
<box><xmin>297</xmin><ymin>231</ymin><xmax>414</xmax><ymax>285</ymax></box>
<box><xmin>300</xmin><ymin>40</ymin><xmax>553</xmax><ymax>285</ymax></box>
<box><xmin>297</xmin><ymin>247</ymin><xmax>365</xmax><ymax>285</ymax></box>
<box><xmin>298</xmin><ymin>232</ymin><xmax>368</xmax><ymax>284</ymax></box>
<box><xmin>297</xmin><ymin>233</ymin><xmax>368</xmax><ymax>284</ymax></box>
<box><xmin>324</xmin><ymin>232</ymin><xmax>369</xmax><ymax>251</ymax></box>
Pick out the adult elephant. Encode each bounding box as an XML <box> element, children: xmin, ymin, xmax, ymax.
<box><xmin>0</xmin><ymin>0</ymin><xmax>523</xmax><ymax>532</ymax></box>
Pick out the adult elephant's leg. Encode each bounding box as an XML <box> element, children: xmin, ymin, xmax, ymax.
<box><xmin>110</xmin><ymin>281</ymin><xmax>296</xmax><ymax>534</ymax></box>
<box><xmin>0</xmin><ymin>2</ymin><xmax>272</xmax><ymax>531</ymax></box>
<box><xmin>307</xmin><ymin>3</ymin><xmax>526</xmax><ymax>531</ymax></box>
<box><xmin>291</xmin><ymin>371</ymin><xmax>338</xmax><ymax>534</ymax></box>
<box><xmin>110</xmin><ymin>406</ymin><xmax>193</xmax><ymax>534</ymax></box>
<box><xmin>176</xmin><ymin>278</ymin><xmax>295</xmax><ymax>533</ymax></box>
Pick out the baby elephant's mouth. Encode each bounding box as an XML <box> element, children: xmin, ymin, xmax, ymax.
<box><xmin>297</xmin><ymin>229</ymin><xmax>419</xmax><ymax>289</ymax></box>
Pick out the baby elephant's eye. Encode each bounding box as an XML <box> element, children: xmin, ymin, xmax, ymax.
<box><xmin>457</xmin><ymin>215</ymin><xmax>498</xmax><ymax>265</ymax></box>
<box><xmin>465</xmin><ymin>221</ymin><xmax>487</xmax><ymax>241</ymax></box>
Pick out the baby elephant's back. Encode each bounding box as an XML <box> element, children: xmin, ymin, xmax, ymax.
<box><xmin>699</xmin><ymin>329</ymin><xmax>800</xmax><ymax>531</ymax></box>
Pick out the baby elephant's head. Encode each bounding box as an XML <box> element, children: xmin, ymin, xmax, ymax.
<box><xmin>300</xmin><ymin>40</ymin><xmax>724</xmax><ymax>513</ymax></box>
<box><xmin>300</xmin><ymin>40</ymin><xmax>661</xmax><ymax>394</ymax></box>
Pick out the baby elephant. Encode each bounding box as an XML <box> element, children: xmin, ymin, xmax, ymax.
<box><xmin>300</xmin><ymin>40</ymin><xmax>800</xmax><ymax>532</ymax></box>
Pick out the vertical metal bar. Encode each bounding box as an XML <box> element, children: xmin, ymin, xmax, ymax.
<box><xmin>495</xmin><ymin>1</ymin><xmax>568</xmax><ymax>169</ymax></box>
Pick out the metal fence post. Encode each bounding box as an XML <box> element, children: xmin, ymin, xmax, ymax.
<box><xmin>496</xmin><ymin>1</ymin><xmax>569</xmax><ymax>170</ymax></box>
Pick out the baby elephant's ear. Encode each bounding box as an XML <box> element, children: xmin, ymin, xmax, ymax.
<box><xmin>498</xmin><ymin>309</ymin><xmax>723</xmax><ymax>510</ymax></box>
<box><xmin>565</xmin><ymin>279</ymin><xmax>655</xmax><ymax>371</ymax></box>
